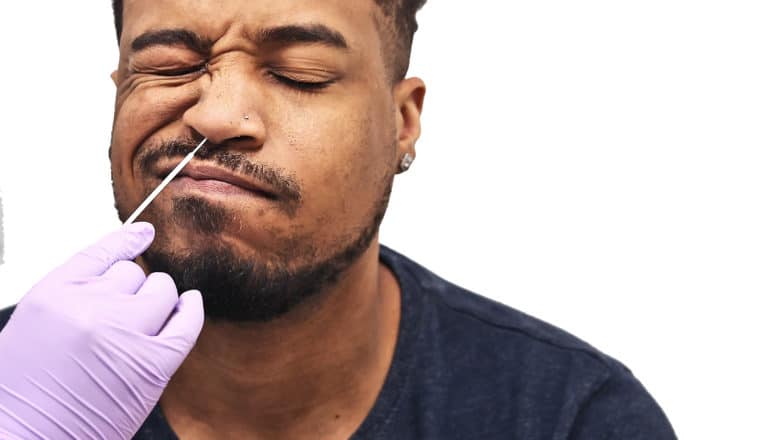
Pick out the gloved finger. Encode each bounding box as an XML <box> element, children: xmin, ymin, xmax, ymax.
<box><xmin>97</xmin><ymin>260</ymin><xmax>147</xmax><ymax>295</ymax></box>
<box><xmin>157</xmin><ymin>289</ymin><xmax>204</xmax><ymax>348</ymax></box>
<box><xmin>131</xmin><ymin>272</ymin><xmax>180</xmax><ymax>336</ymax></box>
<box><xmin>51</xmin><ymin>222</ymin><xmax>155</xmax><ymax>279</ymax></box>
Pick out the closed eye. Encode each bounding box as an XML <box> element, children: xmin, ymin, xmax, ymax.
<box><xmin>269</xmin><ymin>72</ymin><xmax>334</xmax><ymax>92</ymax></box>
<box><xmin>152</xmin><ymin>63</ymin><xmax>208</xmax><ymax>77</ymax></box>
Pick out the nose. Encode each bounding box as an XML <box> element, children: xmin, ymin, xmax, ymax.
<box><xmin>183</xmin><ymin>66</ymin><xmax>266</xmax><ymax>150</ymax></box>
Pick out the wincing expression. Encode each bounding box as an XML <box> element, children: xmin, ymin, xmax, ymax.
<box><xmin>109</xmin><ymin>0</ymin><xmax>412</xmax><ymax>273</ymax></box>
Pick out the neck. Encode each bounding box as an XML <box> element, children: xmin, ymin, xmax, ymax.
<box><xmin>160</xmin><ymin>240</ymin><xmax>401</xmax><ymax>440</ymax></box>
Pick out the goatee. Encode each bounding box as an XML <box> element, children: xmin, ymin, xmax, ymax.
<box><xmin>140</xmin><ymin>188</ymin><xmax>390</xmax><ymax>323</ymax></box>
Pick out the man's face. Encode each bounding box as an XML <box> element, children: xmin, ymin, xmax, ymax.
<box><xmin>110</xmin><ymin>0</ymin><xmax>414</xmax><ymax>320</ymax></box>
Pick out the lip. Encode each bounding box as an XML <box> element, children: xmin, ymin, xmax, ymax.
<box><xmin>157</xmin><ymin>162</ymin><xmax>277</xmax><ymax>199</ymax></box>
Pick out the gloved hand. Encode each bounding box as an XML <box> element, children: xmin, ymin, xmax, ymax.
<box><xmin>0</xmin><ymin>222</ymin><xmax>204</xmax><ymax>440</ymax></box>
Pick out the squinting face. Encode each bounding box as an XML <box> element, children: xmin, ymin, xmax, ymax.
<box><xmin>110</xmin><ymin>0</ymin><xmax>407</xmax><ymax>320</ymax></box>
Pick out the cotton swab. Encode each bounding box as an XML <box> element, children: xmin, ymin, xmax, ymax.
<box><xmin>123</xmin><ymin>138</ymin><xmax>208</xmax><ymax>225</ymax></box>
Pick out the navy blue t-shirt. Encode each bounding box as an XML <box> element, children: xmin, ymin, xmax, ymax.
<box><xmin>0</xmin><ymin>246</ymin><xmax>676</xmax><ymax>439</ymax></box>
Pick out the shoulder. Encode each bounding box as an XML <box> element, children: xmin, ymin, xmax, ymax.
<box><xmin>568</xmin><ymin>365</ymin><xmax>677</xmax><ymax>439</ymax></box>
<box><xmin>381</xmin><ymin>245</ymin><xmax>617</xmax><ymax>372</ymax></box>
<box><xmin>0</xmin><ymin>305</ymin><xmax>16</xmax><ymax>331</ymax></box>
<box><xmin>380</xmin><ymin>246</ymin><xmax>676</xmax><ymax>438</ymax></box>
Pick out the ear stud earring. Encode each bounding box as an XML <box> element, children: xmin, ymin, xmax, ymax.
<box><xmin>399</xmin><ymin>153</ymin><xmax>414</xmax><ymax>173</ymax></box>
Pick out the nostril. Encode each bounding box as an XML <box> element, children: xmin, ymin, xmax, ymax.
<box><xmin>224</xmin><ymin>135</ymin><xmax>264</xmax><ymax>153</ymax></box>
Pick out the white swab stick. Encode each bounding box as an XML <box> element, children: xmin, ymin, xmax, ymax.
<box><xmin>123</xmin><ymin>138</ymin><xmax>208</xmax><ymax>225</ymax></box>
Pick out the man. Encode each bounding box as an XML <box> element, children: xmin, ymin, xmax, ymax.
<box><xmin>0</xmin><ymin>0</ymin><xmax>676</xmax><ymax>439</ymax></box>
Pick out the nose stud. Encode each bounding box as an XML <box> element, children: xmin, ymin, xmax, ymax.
<box><xmin>243</xmin><ymin>115</ymin><xmax>250</xmax><ymax>120</ymax></box>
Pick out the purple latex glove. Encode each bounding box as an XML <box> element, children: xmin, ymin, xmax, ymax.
<box><xmin>0</xmin><ymin>223</ymin><xmax>204</xmax><ymax>440</ymax></box>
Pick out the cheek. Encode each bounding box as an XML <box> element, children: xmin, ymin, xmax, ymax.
<box><xmin>112</xmin><ymin>82</ymin><xmax>200</xmax><ymax>180</ymax></box>
<box><xmin>280</xmin><ymin>101</ymin><xmax>392</xmax><ymax>227</ymax></box>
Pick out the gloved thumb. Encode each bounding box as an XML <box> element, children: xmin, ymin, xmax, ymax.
<box><xmin>158</xmin><ymin>289</ymin><xmax>205</xmax><ymax>349</ymax></box>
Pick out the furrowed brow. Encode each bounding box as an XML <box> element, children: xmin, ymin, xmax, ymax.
<box><xmin>255</xmin><ymin>24</ymin><xmax>349</xmax><ymax>50</ymax></box>
<box><xmin>131</xmin><ymin>29</ymin><xmax>212</xmax><ymax>55</ymax></box>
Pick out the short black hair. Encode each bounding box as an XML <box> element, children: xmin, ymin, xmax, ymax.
<box><xmin>111</xmin><ymin>0</ymin><xmax>426</xmax><ymax>81</ymax></box>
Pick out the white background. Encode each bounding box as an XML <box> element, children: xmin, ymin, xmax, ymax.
<box><xmin>1</xmin><ymin>1</ymin><xmax>768</xmax><ymax>438</ymax></box>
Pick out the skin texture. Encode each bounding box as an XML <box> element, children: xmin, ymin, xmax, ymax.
<box><xmin>109</xmin><ymin>0</ymin><xmax>424</xmax><ymax>438</ymax></box>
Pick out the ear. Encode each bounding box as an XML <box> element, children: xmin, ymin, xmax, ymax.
<box><xmin>110</xmin><ymin>70</ymin><xmax>118</xmax><ymax>87</ymax></box>
<box><xmin>393</xmin><ymin>77</ymin><xmax>426</xmax><ymax>167</ymax></box>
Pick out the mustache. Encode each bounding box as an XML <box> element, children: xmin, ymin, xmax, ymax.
<box><xmin>137</xmin><ymin>138</ymin><xmax>302</xmax><ymax>203</ymax></box>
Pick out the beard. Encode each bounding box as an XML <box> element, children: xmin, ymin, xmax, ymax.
<box><xmin>132</xmin><ymin>181</ymin><xmax>392</xmax><ymax>323</ymax></box>
<box><xmin>112</xmin><ymin>136</ymin><xmax>395</xmax><ymax>322</ymax></box>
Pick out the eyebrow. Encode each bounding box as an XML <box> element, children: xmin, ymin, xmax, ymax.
<box><xmin>130</xmin><ymin>23</ymin><xmax>348</xmax><ymax>55</ymax></box>
<box><xmin>255</xmin><ymin>24</ymin><xmax>349</xmax><ymax>50</ymax></box>
<box><xmin>131</xmin><ymin>29</ymin><xmax>212</xmax><ymax>55</ymax></box>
